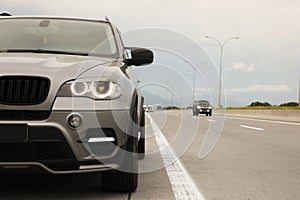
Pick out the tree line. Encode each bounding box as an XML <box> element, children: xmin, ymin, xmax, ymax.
<box><xmin>249</xmin><ymin>101</ymin><xmax>299</xmax><ymax>107</ymax></box>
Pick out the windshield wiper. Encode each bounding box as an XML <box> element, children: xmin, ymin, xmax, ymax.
<box><xmin>0</xmin><ymin>49</ymin><xmax>89</xmax><ymax>56</ymax></box>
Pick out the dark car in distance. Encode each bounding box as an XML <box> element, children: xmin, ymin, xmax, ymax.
<box><xmin>192</xmin><ymin>100</ymin><xmax>212</xmax><ymax>116</ymax></box>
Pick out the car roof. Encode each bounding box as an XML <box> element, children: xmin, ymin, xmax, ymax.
<box><xmin>194</xmin><ymin>100</ymin><xmax>210</xmax><ymax>103</ymax></box>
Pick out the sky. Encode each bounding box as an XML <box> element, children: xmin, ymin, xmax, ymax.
<box><xmin>1</xmin><ymin>0</ymin><xmax>300</xmax><ymax>106</ymax></box>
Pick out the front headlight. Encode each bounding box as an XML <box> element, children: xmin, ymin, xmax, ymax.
<box><xmin>208</xmin><ymin>106</ymin><xmax>212</xmax><ymax>109</ymax></box>
<box><xmin>57</xmin><ymin>81</ymin><xmax>122</xmax><ymax>100</ymax></box>
<box><xmin>91</xmin><ymin>81</ymin><xmax>114</xmax><ymax>99</ymax></box>
<box><xmin>71</xmin><ymin>82</ymin><xmax>89</xmax><ymax>96</ymax></box>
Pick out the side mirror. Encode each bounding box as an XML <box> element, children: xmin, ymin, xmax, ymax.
<box><xmin>126</xmin><ymin>47</ymin><xmax>154</xmax><ymax>66</ymax></box>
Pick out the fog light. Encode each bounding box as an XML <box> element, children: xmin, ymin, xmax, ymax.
<box><xmin>67</xmin><ymin>113</ymin><xmax>82</xmax><ymax>129</ymax></box>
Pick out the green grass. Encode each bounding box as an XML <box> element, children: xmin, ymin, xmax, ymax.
<box><xmin>227</xmin><ymin>106</ymin><xmax>300</xmax><ymax>110</ymax></box>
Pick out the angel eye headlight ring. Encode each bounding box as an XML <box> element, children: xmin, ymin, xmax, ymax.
<box><xmin>71</xmin><ymin>82</ymin><xmax>89</xmax><ymax>96</ymax></box>
<box><xmin>91</xmin><ymin>81</ymin><xmax>114</xmax><ymax>99</ymax></box>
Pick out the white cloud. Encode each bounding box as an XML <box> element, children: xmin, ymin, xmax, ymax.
<box><xmin>226</xmin><ymin>62</ymin><xmax>254</xmax><ymax>72</ymax></box>
<box><xmin>227</xmin><ymin>84</ymin><xmax>292</xmax><ymax>93</ymax></box>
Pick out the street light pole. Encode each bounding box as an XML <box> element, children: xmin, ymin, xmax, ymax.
<box><xmin>298</xmin><ymin>76</ymin><xmax>300</xmax><ymax>107</ymax></box>
<box><xmin>193</xmin><ymin>68</ymin><xmax>195</xmax><ymax>102</ymax></box>
<box><xmin>172</xmin><ymin>73</ymin><xmax>183</xmax><ymax>108</ymax></box>
<box><xmin>183</xmin><ymin>60</ymin><xmax>196</xmax><ymax>103</ymax></box>
<box><xmin>205</xmin><ymin>36</ymin><xmax>239</xmax><ymax>108</ymax></box>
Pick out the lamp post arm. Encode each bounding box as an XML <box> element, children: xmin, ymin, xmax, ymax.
<box><xmin>206</xmin><ymin>36</ymin><xmax>222</xmax><ymax>48</ymax></box>
<box><xmin>222</xmin><ymin>37</ymin><xmax>239</xmax><ymax>49</ymax></box>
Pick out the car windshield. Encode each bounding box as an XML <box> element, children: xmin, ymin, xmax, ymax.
<box><xmin>196</xmin><ymin>101</ymin><xmax>210</xmax><ymax>106</ymax></box>
<box><xmin>0</xmin><ymin>18</ymin><xmax>118</xmax><ymax>57</ymax></box>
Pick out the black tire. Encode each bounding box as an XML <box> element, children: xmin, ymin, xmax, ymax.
<box><xmin>101</xmin><ymin>136</ymin><xmax>138</xmax><ymax>192</ymax></box>
<box><xmin>138</xmin><ymin>137</ymin><xmax>145</xmax><ymax>160</ymax></box>
<box><xmin>209</xmin><ymin>111</ymin><xmax>212</xmax><ymax>116</ymax></box>
<box><xmin>101</xmin><ymin>107</ymin><xmax>138</xmax><ymax>192</ymax></box>
<box><xmin>138</xmin><ymin>110</ymin><xmax>145</xmax><ymax>160</ymax></box>
<box><xmin>206</xmin><ymin>113</ymin><xmax>208</xmax><ymax>116</ymax></box>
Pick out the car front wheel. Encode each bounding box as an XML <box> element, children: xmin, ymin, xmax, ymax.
<box><xmin>101</xmin><ymin>135</ymin><xmax>138</xmax><ymax>192</ymax></box>
<box><xmin>101</xmin><ymin>107</ymin><xmax>138</xmax><ymax>192</ymax></box>
<box><xmin>138</xmin><ymin>109</ymin><xmax>145</xmax><ymax>160</ymax></box>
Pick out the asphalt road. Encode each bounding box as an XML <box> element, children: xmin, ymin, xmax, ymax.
<box><xmin>153</xmin><ymin>110</ymin><xmax>300</xmax><ymax>200</ymax></box>
<box><xmin>1</xmin><ymin>110</ymin><xmax>300</xmax><ymax>200</ymax></box>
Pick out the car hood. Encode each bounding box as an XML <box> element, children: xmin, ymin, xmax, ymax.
<box><xmin>0</xmin><ymin>53</ymin><xmax>123</xmax><ymax>110</ymax></box>
<box><xmin>0</xmin><ymin>53</ymin><xmax>119</xmax><ymax>77</ymax></box>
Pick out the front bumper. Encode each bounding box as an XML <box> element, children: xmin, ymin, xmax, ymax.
<box><xmin>0</xmin><ymin>109</ymin><xmax>132</xmax><ymax>174</ymax></box>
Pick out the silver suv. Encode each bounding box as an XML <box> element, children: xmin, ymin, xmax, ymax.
<box><xmin>0</xmin><ymin>16</ymin><xmax>153</xmax><ymax>192</ymax></box>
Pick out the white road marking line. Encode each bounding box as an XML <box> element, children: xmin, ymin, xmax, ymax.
<box><xmin>240</xmin><ymin>125</ymin><xmax>264</xmax><ymax>131</ymax></box>
<box><xmin>146</xmin><ymin>113</ymin><xmax>205</xmax><ymax>200</ymax></box>
<box><xmin>207</xmin><ymin>119</ymin><xmax>216</xmax><ymax>122</ymax></box>
<box><xmin>226</xmin><ymin>116</ymin><xmax>300</xmax><ymax>126</ymax></box>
